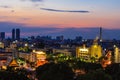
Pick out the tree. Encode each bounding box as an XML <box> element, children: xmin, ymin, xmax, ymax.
<box><xmin>0</xmin><ymin>69</ymin><xmax>30</xmax><ymax>80</ymax></box>
<box><xmin>76</xmin><ymin>69</ymin><xmax>112</xmax><ymax>80</ymax></box>
<box><xmin>36</xmin><ymin>62</ymin><xmax>74</xmax><ymax>80</ymax></box>
<box><xmin>105</xmin><ymin>63</ymin><xmax>120</xmax><ymax>80</ymax></box>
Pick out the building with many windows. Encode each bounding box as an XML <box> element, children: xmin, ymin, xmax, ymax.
<box><xmin>76</xmin><ymin>44</ymin><xmax>90</xmax><ymax>60</ymax></box>
<box><xmin>76</xmin><ymin>38</ymin><xmax>102</xmax><ymax>61</ymax></box>
<box><xmin>114</xmin><ymin>46</ymin><xmax>120</xmax><ymax>63</ymax></box>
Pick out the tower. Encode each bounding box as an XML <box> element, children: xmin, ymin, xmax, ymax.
<box><xmin>12</xmin><ymin>29</ymin><xmax>15</xmax><ymax>41</ymax></box>
<box><xmin>99</xmin><ymin>27</ymin><xmax>102</xmax><ymax>41</ymax></box>
<box><xmin>16</xmin><ymin>28</ymin><xmax>20</xmax><ymax>41</ymax></box>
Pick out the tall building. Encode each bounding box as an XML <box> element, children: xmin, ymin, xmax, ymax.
<box><xmin>0</xmin><ymin>32</ymin><xmax>5</xmax><ymax>40</ymax></box>
<box><xmin>12</xmin><ymin>28</ymin><xmax>20</xmax><ymax>41</ymax></box>
<box><xmin>16</xmin><ymin>28</ymin><xmax>20</xmax><ymax>41</ymax></box>
<box><xmin>12</xmin><ymin>29</ymin><xmax>15</xmax><ymax>41</ymax></box>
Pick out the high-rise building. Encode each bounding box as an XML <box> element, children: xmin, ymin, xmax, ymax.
<box><xmin>12</xmin><ymin>29</ymin><xmax>15</xmax><ymax>41</ymax></box>
<box><xmin>12</xmin><ymin>28</ymin><xmax>20</xmax><ymax>41</ymax></box>
<box><xmin>0</xmin><ymin>32</ymin><xmax>5</xmax><ymax>40</ymax></box>
<box><xmin>16</xmin><ymin>28</ymin><xmax>20</xmax><ymax>41</ymax></box>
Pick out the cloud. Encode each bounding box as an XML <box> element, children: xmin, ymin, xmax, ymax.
<box><xmin>20</xmin><ymin>0</ymin><xmax>42</xmax><ymax>2</ymax></box>
<box><xmin>0</xmin><ymin>5</ymin><xmax>11</xmax><ymax>8</ymax></box>
<box><xmin>30</xmin><ymin>0</ymin><xmax>42</xmax><ymax>2</ymax></box>
<box><xmin>11</xmin><ymin>10</ymin><xmax>15</xmax><ymax>13</ymax></box>
<box><xmin>19</xmin><ymin>18</ymin><xmax>31</xmax><ymax>21</ymax></box>
<box><xmin>0</xmin><ymin>16</ymin><xmax>8</xmax><ymax>18</ymax></box>
<box><xmin>0</xmin><ymin>5</ymin><xmax>14</xmax><ymax>13</ymax></box>
<box><xmin>41</xmin><ymin>8</ymin><xmax>90</xmax><ymax>13</ymax></box>
<box><xmin>20</xmin><ymin>0</ymin><xmax>26</xmax><ymax>1</ymax></box>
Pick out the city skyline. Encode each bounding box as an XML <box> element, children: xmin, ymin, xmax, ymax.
<box><xmin>0</xmin><ymin>0</ymin><xmax>120</xmax><ymax>39</ymax></box>
<box><xmin>1</xmin><ymin>27</ymin><xmax>120</xmax><ymax>40</ymax></box>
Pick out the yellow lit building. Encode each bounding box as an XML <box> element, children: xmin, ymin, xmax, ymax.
<box><xmin>89</xmin><ymin>38</ymin><xmax>102</xmax><ymax>59</ymax></box>
<box><xmin>76</xmin><ymin>44</ymin><xmax>90</xmax><ymax>60</ymax></box>
<box><xmin>0</xmin><ymin>42</ymin><xmax>4</xmax><ymax>48</ymax></box>
<box><xmin>32</xmin><ymin>50</ymin><xmax>47</xmax><ymax>66</ymax></box>
<box><xmin>76</xmin><ymin>38</ymin><xmax>102</xmax><ymax>61</ymax></box>
<box><xmin>114</xmin><ymin>47</ymin><xmax>120</xmax><ymax>63</ymax></box>
<box><xmin>53</xmin><ymin>48</ymin><xmax>72</xmax><ymax>56</ymax></box>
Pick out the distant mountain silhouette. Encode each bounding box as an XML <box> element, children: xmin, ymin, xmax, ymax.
<box><xmin>0</xmin><ymin>22</ymin><xmax>120</xmax><ymax>40</ymax></box>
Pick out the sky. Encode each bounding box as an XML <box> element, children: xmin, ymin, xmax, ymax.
<box><xmin>0</xmin><ymin>0</ymin><xmax>120</xmax><ymax>39</ymax></box>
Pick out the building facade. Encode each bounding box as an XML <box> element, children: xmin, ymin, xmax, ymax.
<box><xmin>89</xmin><ymin>39</ymin><xmax>102</xmax><ymax>59</ymax></box>
<box><xmin>76</xmin><ymin>44</ymin><xmax>90</xmax><ymax>60</ymax></box>
<box><xmin>76</xmin><ymin>39</ymin><xmax>102</xmax><ymax>61</ymax></box>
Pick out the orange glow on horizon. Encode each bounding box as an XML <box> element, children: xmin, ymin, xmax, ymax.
<box><xmin>0</xmin><ymin>8</ymin><xmax>120</xmax><ymax>29</ymax></box>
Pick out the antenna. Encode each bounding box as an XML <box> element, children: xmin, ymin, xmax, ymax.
<box><xmin>100</xmin><ymin>27</ymin><xmax>102</xmax><ymax>41</ymax></box>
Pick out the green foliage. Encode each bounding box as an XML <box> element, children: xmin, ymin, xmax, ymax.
<box><xmin>77</xmin><ymin>69</ymin><xmax>112</xmax><ymax>80</ymax></box>
<box><xmin>17</xmin><ymin>57</ymin><xmax>26</xmax><ymax>63</ymax></box>
<box><xmin>46</xmin><ymin>53</ymin><xmax>102</xmax><ymax>71</ymax></box>
<box><xmin>105</xmin><ymin>63</ymin><xmax>120</xmax><ymax>80</ymax></box>
<box><xmin>46</xmin><ymin>54</ymin><xmax>55</xmax><ymax>62</ymax></box>
<box><xmin>0</xmin><ymin>69</ymin><xmax>30</xmax><ymax>80</ymax></box>
<box><xmin>36</xmin><ymin>62</ymin><xmax>74</xmax><ymax>80</ymax></box>
<box><xmin>18</xmin><ymin>47</ymin><xmax>32</xmax><ymax>53</ymax></box>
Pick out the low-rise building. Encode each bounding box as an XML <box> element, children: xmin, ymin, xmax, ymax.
<box><xmin>76</xmin><ymin>44</ymin><xmax>90</xmax><ymax>60</ymax></box>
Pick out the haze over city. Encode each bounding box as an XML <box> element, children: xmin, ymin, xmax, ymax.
<box><xmin>1</xmin><ymin>1</ymin><xmax>120</xmax><ymax>80</ymax></box>
<box><xmin>0</xmin><ymin>0</ymin><xmax>120</xmax><ymax>39</ymax></box>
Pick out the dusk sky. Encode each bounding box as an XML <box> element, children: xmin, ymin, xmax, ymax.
<box><xmin>0</xmin><ymin>0</ymin><xmax>120</xmax><ymax>39</ymax></box>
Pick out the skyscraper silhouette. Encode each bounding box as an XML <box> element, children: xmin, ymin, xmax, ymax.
<box><xmin>16</xmin><ymin>28</ymin><xmax>20</xmax><ymax>41</ymax></box>
<box><xmin>12</xmin><ymin>28</ymin><xmax>20</xmax><ymax>41</ymax></box>
<box><xmin>0</xmin><ymin>32</ymin><xmax>5</xmax><ymax>40</ymax></box>
<box><xmin>12</xmin><ymin>29</ymin><xmax>15</xmax><ymax>41</ymax></box>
